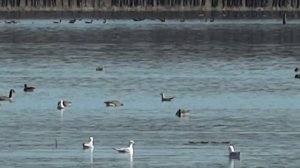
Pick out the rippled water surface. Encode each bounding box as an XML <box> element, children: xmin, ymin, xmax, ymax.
<box><xmin>0</xmin><ymin>19</ymin><xmax>300</xmax><ymax>168</ymax></box>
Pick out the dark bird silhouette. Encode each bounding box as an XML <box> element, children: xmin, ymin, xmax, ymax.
<box><xmin>24</xmin><ymin>84</ymin><xmax>35</xmax><ymax>92</ymax></box>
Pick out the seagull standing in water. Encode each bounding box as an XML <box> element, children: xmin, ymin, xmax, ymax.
<box><xmin>228</xmin><ymin>144</ymin><xmax>240</xmax><ymax>159</ymax></box>
<box><xmin>83</xmin><ymin>137</ymin><xmax>94</xmax><ymax>150</ymax></box>
<box><xmin>57</xmin><ymin>99</ymin><xmax>72</xmax><ymax>110</ymax></box>
<box><xmin>113</xmin><ymin>140</ymin><xmax>135</xmax><ymax>154</ymax></box>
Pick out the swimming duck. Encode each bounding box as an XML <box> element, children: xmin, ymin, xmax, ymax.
<box><xmin>228</xmin><ymin>144</ymin><xmax>240</xmax><ymax>159</ymax></box>
<box><xmin>113</xmin><ymin>140</ymin><xmax>135</xmax><ymax>154</ymax></box>
<box><xmin>24</xmin><ymin>84</ymin><xmax>35</xmax><ymax>92</ymax></box>
<box><xmin>176</xmin><ymin>109</ymin><xmax>190</xmax><ymax>117</ymax></box>
<box><xmin>104</xmin><ymin>100</ymin><xmax>123</xmax><ymax>107</ymax></box>
<box><xmin>160</xmin><ymin>92</ymin><xmax>175</xmax><ymax>102</ymax></box>
<box><xmin>0</xmin><ymin>89</ymin><xmax>15</xmax><ymax>102</ymax></box>
<box><xmin>83</xmin><ymin>137</ymin><xmax>94</xmax><ymax>150</ymax></box>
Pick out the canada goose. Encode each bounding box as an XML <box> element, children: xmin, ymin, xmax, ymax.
<box><xmin>176</xmin><ymin>109</ymin><xmax>190</xmax><ymax>117</ymax></box>
<box><xmin>228</xmin><ymin>144</ymin><xmax>240</xmax><ymax>159</ymax></box>
<box><xmin>113</xmin><ymin>140</ymin><xmax>135</xmax><ymax>154</ymax></box>
<box><xmin>24</xmin><ymin>84</ymin><xmax>35</xmax><ymax>92</ymax></box>
<box><xmin>83</xmin><ymin>137</ymin><xmax>94</xmax><ymax>150</ymax></box>
<box><xmin>104</xmin><ymin>100</ymin><xmax>123</xmax><ymax>107</ymax></box>
<box><xmin>0</xmin><ymin>89</ymin><xmax>15</xmax><ymax>101</ymax></box>
<box><xmin>160</xmin><ymin>93</ymin><xmax>175</xmax><ymax>102</ymax></box>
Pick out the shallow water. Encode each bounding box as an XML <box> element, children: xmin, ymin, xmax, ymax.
<box><xmin>0</xmin><ymin>19</ymin><xmax>300</xmax><ymax>167</ymax></box>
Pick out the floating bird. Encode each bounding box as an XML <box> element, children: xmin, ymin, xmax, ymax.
<box><xmin>228</xmin><ymin>144</ymin><xmax>240</xmax><ymax>159</ymax></box>
<box><xmin>103</xmin><ymin>18</ymin><xmax>107</xmax><ymax>24</ymax></box>
<box><xmin>179</xmin><ymin>18</ymin><xmax>185</xmax><ymax>22</ymax></box>
<box><xmin>159</xmin><ymin>18</ymin><xmax>166</xmax><ymax>22</ymax></box>
<box><xmin>132</xmin><ymin>18</ymin><xmax>144</xmax><ymax>22</ymax></box>
<box><xmin>113</xmin><ymin>140</ymin><xmax>135</xmax><ymax>154</ymax></box>
<box><xmin>83</xmin><ymin>137</ymin><xmax>94</xmax><ymax>150</ymax></box>
<box><xmin>176</xmin><ymin>109</ymin><xmax>190</xmax><ymax>118</ymax></box>
<box><xmin>96</xmin><ymin>66</ymin><xmax>105</xmax><ymax>71</ymax></box>
<box><xmin>24</xmin><ymin>84</ymin><xmax>35</xmax><ymax>92</ymax></box>
<box><xmin>85</xmin><ymin>19</ymin><xmax>93</xmax><ymax>24</ymax></box>
<box><xmin>57</xmin><ymin>99</ymin><xmax>72</xmax><ymax>110</ymax></box>
<box><xmin>104</xmin><ymin>100</ymin><xmax>123</xmax><ymax>107</ymax></box>
<box><xmin>295</xmin><ymin>68</ymin><xmax>300</xmax><ymax>78</ymax></box>
<box><xmin>160</xmin><ymin>92</ymin><xmax>175</xmax><ymax>102</ymax></box>
<box><xmin>53</xmin><ymin>19</ymin><xmax>62</xmax><ymax>24</ymax></box>
<box><xmin>69</xmin><ymin>19</ymin><xmax>76</xmax><ymax>24</ymax></box>
<box><xmin>0</xmin><ymin>89</ymin><xmax>15</xmax><ymax>102</ymax></box>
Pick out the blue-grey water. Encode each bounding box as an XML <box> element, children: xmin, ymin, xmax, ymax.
<box><xmin>0</xmin><ymin>19</ymin><xmax>300</xmax><ymax>168</ymax></box>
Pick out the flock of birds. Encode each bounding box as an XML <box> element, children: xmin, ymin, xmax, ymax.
<box><xmin>0</xmin><ymin>65</ymin><xmax>242</xmax><ymax>162</ymax></box>
<box><xmin>0</xmin><ymin>81</ymin><xmax>240</xmax><ymax>160</ymax></box>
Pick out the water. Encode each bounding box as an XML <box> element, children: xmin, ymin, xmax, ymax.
<box><xmin>0</xmin><ymin>19</ymin><xmax>300</xmax><ymax>167</ymax></box>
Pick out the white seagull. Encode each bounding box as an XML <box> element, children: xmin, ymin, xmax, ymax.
<box><xmin>104</xmin><ymin>100</ymin><xmax>123</xmax><ymax>107</ymax></box>
<box><xmin>113</xmin><ymin>140</ymin><xmax>135</xmax><ymax>154</ymax></box>
<box><xmin>160</xmin><ymin>92</ymin><xmax>175</xmax><ymax>102</ymax></box>
<box><xmin>57</xmin><ymin>99</ymin><xmax>72</xmax><ymax>110</ymax></box>
<box><xmin>228</xmin><ymin>144</ymin><xmax>240</xmax><ymax>159</ymax></box>
<box><xmin>83</xmin><ymin>137</ymin><xmax>94</xmax><ymax>150</ymax></box>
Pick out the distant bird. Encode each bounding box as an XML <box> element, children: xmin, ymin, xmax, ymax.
<box><xmin>176</xmin><ymin>109</ymin><xmax>190</xmax><ymax>118</ymax></box>
<box><xmin>228</xmin><ymin>144</ymin><xmax>240</xmax><ymax>159</ymax></box>
<box><xmin>132</xmin><ymin>18</ymin><xmax>144</xmax><ymax>22</ymax></box>
<box><xmin>179</xmin><ymin>18</ymin><xmax>185</xmax><ymax>22</ymax></box>
<box><xmin>104</xmin><ymin>100</ymin><xmax>123</xmax><ymax>107</ymax></box>
<box><xmin>24</xmin><ymin>84</ymin><xmax>35</xmax><ymax>92</ymax></box>
<box><xmin>295</xmin><ymin>68</ymin><xmax>300</xmax><ymax>78</ymax></box>
<box><xmin>113</xmin><ymin>140</ymin><xmax>135</xmax><ymax>154</ymax></box>
<box><xmin>160</xmin><ymin>92</ymin><xmax>175</xmax><ymax>102</ymax></box>
<box><xmin>283</xmin><ymin>12</ymin><xmax>287</xmax><ymax>25</ymax></box>
<box><xmin>159</xmin><ymin>18</ymin><xmax>166</xmax><ymax>22</ymax></box>
<box><xmin>53</xmin><ymin>19</ymin><xmax>62</xmax><ymax>24</ymax></box>
<box><xmin>83</xmin><ymin>137</ymin><xmax>94</xmax><ymax>150</ymax></box>
<box><xmin>96</xmin><ymin>66</ymin><xmax>105</xmax><ymax>71</ymax></box>
<box><xmin>57</xmin><ymin>99</ymin><xmax>72</xmax><ymax>110</ymax></box>
<box><xmin>69</xmin><ymin>19</ymin><xmax>76</xmax><ymax>24</ymax></box>
<box><xmin>0</xmin><ymin>89</ymin><xmax>15</xmax><ymax>102</ymax></box>
<box><xmin>85</xmin><ymin>19</ymin><xmax>93</xmax><ymax>24</ymax></box>
<box><xmin>103</xmin><ymin>18</ymin><xmax>107</xmax><ymax>24</ymax></box>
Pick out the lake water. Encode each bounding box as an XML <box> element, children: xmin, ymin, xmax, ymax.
<box><xmin>0</xmin><ymin>19</ymin><xmax>300</xmax><ymax>168</ymax></box>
